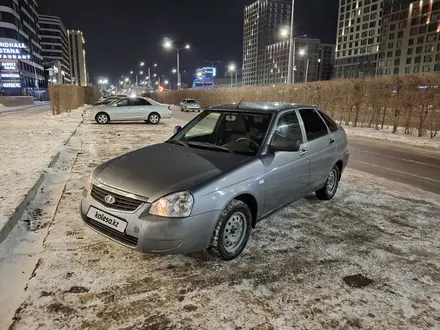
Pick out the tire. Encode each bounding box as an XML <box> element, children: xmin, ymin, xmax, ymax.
<box><xmin>95</xmin><ymin>112</ymin><xmax>110</xmax><ymax>124</ymax></box>
<box><xmin>315</xmin><ymin>165</ymin><xmax>340</xmax><ymax>200</ymax></box>
<box><xmin>181</xmin><ymin>107</ymin><xmax>184</xmax><ymax>112</ymax></box>
<box><xmin>147</xmin><ymin>112</ymin><xmax>160</xmax><ymax>124</ymax></box>
<box><xmin>208</xmin><ymin>199</ymin><xmax>252</xmax><ymax>261</ymax></box>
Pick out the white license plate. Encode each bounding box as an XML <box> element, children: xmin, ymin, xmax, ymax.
<box><xmin>87</xmin><ymin>207</ymin><xmax>128</xmax><ymax>233</ymax></box>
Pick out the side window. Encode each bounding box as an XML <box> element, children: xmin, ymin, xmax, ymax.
<box><xmin>318</xmin><ymin>110</ymin><xmax>339</xmax><ymax>132</ymax></box>
<box><xmin>299</xmin><ymin>109</ymin><xmax>329</xmax><ymax>141</ymax></box>
<box><xmin>117</xmin><ymin>99</ymin><xmax>129</xmax><ymax>107</ymax></box>
<box><xmin>276</xmin><ymin>111</ymin><xmax>303</xmax><ymax>144</ymax></box>
<box><xmin>130</xmin><ymin>98</ymin><xmax>147</xmax><ymax>106</ymax></box>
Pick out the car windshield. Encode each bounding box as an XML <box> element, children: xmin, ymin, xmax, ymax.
<box><xmin>186</xmin><ymin>99</ymin><xmax>197</xmax><ymax>103</ymax></box>
<box><xmin>170</xmin><ymin>111</ymin><xmax>272</xmax><ymax>156</ymax></box>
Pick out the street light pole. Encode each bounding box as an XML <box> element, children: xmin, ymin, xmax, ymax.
<box><xmin>305</xmin><ymin>57</ymin><xmax>310</xmax><ymax>83</ymax></box>
<box><xmin>287</xmin><ymin>0</ymin><xmax>295</xmax><ymax>84</ymax></box>
<box><xmin>177</xmin><ymin>49</ymin><xmax>181</xmax><ymax>90</ymax></box>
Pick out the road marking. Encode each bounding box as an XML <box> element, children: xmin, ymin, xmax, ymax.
<box><xmin>351</xmin><ymin>148</ymin><xmax>440</xmax><ymax>169</ymax></box>
<box><xmin>352</xmin><ymin>160</ymin><xmax>440</xmax><ymax>184</ymax></box>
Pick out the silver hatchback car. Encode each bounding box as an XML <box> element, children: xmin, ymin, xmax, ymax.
<box><xmin>80</xmin><ymin>103</ymin><xmax>349</xmax><ymax>260</ymax></box>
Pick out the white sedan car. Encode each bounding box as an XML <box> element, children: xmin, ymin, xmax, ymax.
<box><xmin>93</xmin><ymin>97</ymin><xmax>172</xmax><ymax>125</ymax></box>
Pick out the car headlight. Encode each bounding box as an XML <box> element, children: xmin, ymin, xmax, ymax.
<box><xmin>149</xmin><ymin>191</ymin><xmax>194</xmax><ymax>218</ymax></box>
<box><xmin>85</xmin><ymin>171</ymin><xmax>93</xmax><ymax>191</ymax></box>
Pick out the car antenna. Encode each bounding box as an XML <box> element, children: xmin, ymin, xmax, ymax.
<box><xmin>236</xmin><ymin>98</ymin><xmax>245</xmax><ymax>109</ymax></box>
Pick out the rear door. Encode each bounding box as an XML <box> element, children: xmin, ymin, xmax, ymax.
<box><xmin>129</xmin><ymin>98</ymin><xmax>149</xmax><ymax>119</ymax></box>
<box><xmin>262</xmin><ymin>110</ymin><xmax>310</xmax><ymax>212</ymax></box>
<box><xmin>298</xmin><ymin>108</ymin><xmax>336</xmax><ymax>190</ymax></box>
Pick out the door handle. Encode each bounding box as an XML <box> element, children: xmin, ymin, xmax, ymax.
<box><xmin>299</xmin><ymin>149</ymin><xmax>308</xmax><ymax>157</ymax></box>
<box><xmin>329</xmin><ymin>137</ymin><xmax>335</xmax><ymax>145</ymax></box>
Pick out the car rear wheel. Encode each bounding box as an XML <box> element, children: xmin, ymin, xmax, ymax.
<box><xmin>315</xmin><ymin>165</ymin><xmax>340</xmax><ymax>200</ymax></box>
<box><xmin>147</xmin><ymin>112</ymin><xmax>160</xmax><ymax>124</ymax></box>
<box><xmin>208</xmin><ymin>199</ymin><xmax>252</xmax><ymax>261</ymax></box>
<box><xmin>95</xmin><ymin>112</ymin><xmax>110</xmax><ymax>124</ymax></box>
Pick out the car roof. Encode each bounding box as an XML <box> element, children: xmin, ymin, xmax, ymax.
<box><xmin>208</xmin><ymin>102</ymin><xmax>314</xmax><ymax>113</ymax></box>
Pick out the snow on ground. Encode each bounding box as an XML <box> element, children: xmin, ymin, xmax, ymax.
<box><xmin>343</xmin><ymin>125</ymin><xmax>440</xmax><ymax>151</ymax></box>
<box><xmin>0</xmin><ymin>105</ymin><xmax>89</xmax><ymax>238</ymax></box>
<box><xmin>6</xmin><ymin>115</ymin><xmax>440</xmax><ymax>330</ymax></box>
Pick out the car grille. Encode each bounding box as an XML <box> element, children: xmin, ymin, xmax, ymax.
<box><xmin>91</xmin><ymin>185</ymin><xmax>143</xmax><ymax>212</ymax></box>
<box><xmin>85</xmin><ymin>217</ymin><xmax>138</xmax><ymax>248</ymax></box>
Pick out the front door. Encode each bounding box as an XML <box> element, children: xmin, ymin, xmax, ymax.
<box><xmin>298</xmin><ymin>109</ymin><xmax>336</xmax><ymax>190</ymax></box>
<box><xmin>262</xmin><ymin>110</ymin><xmax>310</xmax><ymax>213</ymax></box>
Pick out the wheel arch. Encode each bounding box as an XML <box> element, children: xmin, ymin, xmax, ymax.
<box><xmin>95</xmin><ymin>111</ymin><xmax>110</xmax><ymax>122</ymax></box>
<box><xmin>230</xmin><ymin>193</ymin><xmax>259</xmax><ymax>229</ymax></box>
<box><xmin>334</xmin><ymin>160</ymin><xmax>343</xmax><ymax>181</ymax></box>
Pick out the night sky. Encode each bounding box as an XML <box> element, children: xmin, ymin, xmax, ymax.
<box><xmin>38</xmin><ymin>0</ymin><xmax>339</xmax><ymax>86</ymax></box>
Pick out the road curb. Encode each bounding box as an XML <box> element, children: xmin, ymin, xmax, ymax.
<box><xmin>0</xmin><ymin>114</ymin><xmax>85</xmax><ymax>244</ymax></box>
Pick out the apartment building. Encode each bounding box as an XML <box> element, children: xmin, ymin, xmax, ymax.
<box><xmin>242</xmin><ymin>0</ymin><xmax>292</xmax><ymax>85</ymax></box>
<box><xmin>334</xmin><ymin>0</ymin><xmax>384</xmax><ymax>78</ymax></box>
<box><xmin>68</xmin><ymin>30</ymin><xmax>87</xmax><ymax>86</ymax></box>
<box><xmin>378</xmin><ymin>0</ymin><xmax>440</xmax><ymax>76</ymax></box>
<box><xmin>39</xmin><ymin>14</ymin><xmax>71</xmax><ymax>84</ymax></box>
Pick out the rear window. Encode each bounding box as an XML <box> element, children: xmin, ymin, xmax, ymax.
<box><xmin>318</xmin><ymin>110</ymin><xmax>339</xmax><ymax>132</ymax></box>
<box><xmin>299</xmin><ymin>109</ymin><xmax>329</xmax><ymax>141</ymax></box>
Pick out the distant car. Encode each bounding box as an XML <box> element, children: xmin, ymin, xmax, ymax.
<box><xmin>94</xmin><ymin>96</ymin><xmax>121</xmax><ymax>107</ymax></box>
<box><xmin>180</xmin><ymin>99</ymin><xmax>201</xmax><ymax>112</ymax></box>
<box><xmin>92</xmin><ymin>97</ymin><xmax>172</xmax><ymax>124</ymax></box>
<box><xmin>81</xmin><ymin>102</ymin><xmax>349</xmax><ymax>260</ymax></box>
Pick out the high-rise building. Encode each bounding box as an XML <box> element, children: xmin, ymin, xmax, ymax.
<box><xmin>319</xmin><ymin>43</ymin><xmax>336</xmax><ymax>81</ymax></box>
<box><xmin>68</xmin><ymin>30</ymin><xmax>87</xmax><ymax>86</ymax></box>
<box><xmin>38</xmin><ymin>15</ymin><xmax>71</xmax><ymax>84</ymax></box>
<box><xmin>0</xmin><ymin>0</ymin><xmax>45</xmax><ymax>94</ymax></box>
<box><xmin>335</xmin><ymin>0</ymin><xmax>439</xmax><ymax>79</ymax></box>
<box><xmin>242</xmin><ymin>0</ymin><xmax>292</xmax><ymax>86</ymax></box>
<box><xmin>261</xmin><ymin>37</ymin><xmax>324</xmax><ymax>85</ymax></box>
<box><xmin>378</xmin><ymin>0</ymin><xmax>440</xmax><ymax>76</ymax></box>
<box><xmin>334</xmin><ymin>0</ymin><xmax>384</xmax><ymax>79</ymax></box>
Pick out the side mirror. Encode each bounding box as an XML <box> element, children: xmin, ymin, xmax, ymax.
<box><xmin>173</xmin><ymin>125</ymin><xmax>182</xmax><ymax>134</ymax></box>
<box><xmin>269</xmin><ymin>133</ymin><xmax>300</xmax><ymax>152</ymax></box>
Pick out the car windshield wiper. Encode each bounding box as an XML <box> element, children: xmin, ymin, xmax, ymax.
<box><xmin>187</xmin><ymin>141</ymin><xmax>235</xmax><ymax>154</ymax></box>
<box><xmin>167</xmin><ymin>139</ymin><xmax>189</xmax><ymax>147</ymax></box>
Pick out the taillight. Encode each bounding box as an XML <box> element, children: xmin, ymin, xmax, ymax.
<box><xmin>168</xmin><ymin>106</ymin><xmax>171</xmax><ymax>111</ymax></box>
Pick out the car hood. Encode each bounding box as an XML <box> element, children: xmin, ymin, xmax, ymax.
<box><xmin>93</xmin><ymin>143</ymin><xmax>250</xmax><ymax>201</ymax></box>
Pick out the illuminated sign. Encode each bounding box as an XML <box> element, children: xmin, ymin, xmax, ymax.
<box><xmin>1</xmin><ymin>73</ymin><xmax>20</xmax><ymax>78</ymax></box>
<box><xmin>0</xmin><ymin>54</ymin><xmax>31</xmax><ymax>60</ymax></box>
<box><xmin>0</xmin><ymin>42</ymin><xmax>26</xmax><ymax>48</ymax></box>
<box><xmin>0</xmin><ymin>42</ymin><xmax>30</xmax><ymax>60</ymax></box>
<box><xmin>2</xmin><ymin>62</ymin><xmax>17</xmax><ymax>69</ymax></box>
<box><xmin>2</xmin><ymin>82</ymin><xmax>21</xmax><ymax>88</ymax></box>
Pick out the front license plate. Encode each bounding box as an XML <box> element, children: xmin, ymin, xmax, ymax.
<box><xmin>87</xmin><ymin>207</ymin><xmax>128</xmax><ymax>233</ymax></box>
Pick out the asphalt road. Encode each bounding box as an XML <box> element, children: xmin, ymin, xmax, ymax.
<box><xmin>170</xmin><ymin>109</ymin><xmax>440</xmax><ymax>194</ymax></box>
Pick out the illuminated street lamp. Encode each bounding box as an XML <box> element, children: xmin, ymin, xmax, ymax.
<box><xmin>140</xmin><ymin>61</ymin><xmax>145</xmax><ymax>67</ymax></box>
<box><xmin>172</xmin><ymin>68</ymin><xmax>177</xmax><ymax>73</ymax></box>
<box><xmin>298</xmin><ymin>48</ymin><xmax>310</xmax><ymax>83</ymax></box>
<box><xmin>163</xmin><ymin>38</ymin><xmax>191</xmax><ymax>90</ymax></box>
<box><xmin>228</xmin><ymin>64</ymin><xmax>237</xmax><ymax>87</ymax></box>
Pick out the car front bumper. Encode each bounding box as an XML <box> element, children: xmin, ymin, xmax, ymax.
<box><xmin>80</xmin><ymin>188</ymin><xmax>220</xmax><ymax>255</ymax></box>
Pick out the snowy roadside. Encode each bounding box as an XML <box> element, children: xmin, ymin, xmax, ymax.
<box><xmin>5</xmin><ymin>117</ymin><xmax>440</xmax><ymax>330</ymax></box>
<box><xmin>343</xmin><ymin>125</ymin><xmax>440</xmax><ymax>151</ymax></box>
<box><xmin>0</xmin><ymin>105</ymin><xmax>90</xmax><ymax>242</ymax></box>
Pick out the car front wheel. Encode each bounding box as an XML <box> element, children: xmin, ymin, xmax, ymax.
<box><xmin>315</xmin><ymin>165</ymin><xmax>340</xmax><ymax>200</ymax></box>
<box><xmin>147</xmin><ymin>112</ymin><xmax>160</xmax><ymax>124</ymax></box>
<box><xmin>95</xmin><ymin>112</ymin><xmax>110</xmax><ymax>124</ymax></box>
<box><xmin>208</xmin><ymin>199</ymin><xmax>252</xmax><ymax>261</ymax></box>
